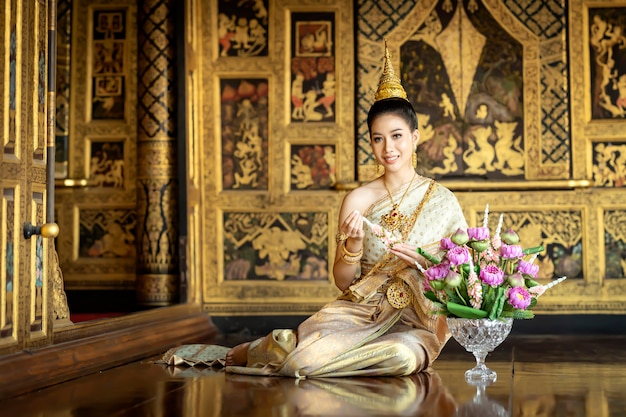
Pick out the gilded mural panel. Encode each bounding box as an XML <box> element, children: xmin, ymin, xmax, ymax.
<box><xmin>220</xmin><ymin>77</ymin><xmax>269</xmax><ymax>190</ymax></box>
<box><xmin>588</xmin><ymin>6</ymin><xmax>626</xmax><ymax>120</ymax></box>
<box><xmin>572</xmin><ymin>0</ymin><xmax>626</xmax><ymax>178</ymax></box>
<box><xmin>217</xmin><ymin>0</ymin><xmax>269</xmax><ymax>58</ymax></box>
<box><xmin>33</xmin><ymin>0</ymin><xmax>47</xmax><ymax>163</ymax></box>
<box><xmin>223</xmin><ymin>211</ymin><xmax>329</xmax><ymax>282</ymax></box>
<box><xmin>290</xmin><ymin>144</ymin><xmax>336</xmax><ymax>190</ymax></box>
<box><xmin>57</xmin><ymin>201</ymin><xmax>137</xmax><ymax>289</ymax></box>
<box><xmin>54</xmin><ymin>0</ymin><xmax>138</xmax><ymax>290</ymax></box>
<box><xmin>86</xmin><ymin>137</ymin><xmax>126</xmax><ymax>188</ymax></box>
<box><xmin>289</xmin><ymin>11</ymin><xmax>336</xmax><ymax>123</ymax></box>
<box><xmin>197</xmin><ymin>0</ymin><xmax>354</xmax><ymax>313</ymax></box>
<box><xmin>4</xmin><ymin>0</ymin><xmax>19</xmax><ymax>157</ymax></box>
<box><xmin>357</xmin><ymin>0</ymin><xmax>569</xmax><ymax>181</ymax></box>
<box><xmin>78</xmin><ymin>207</ymin><xmax>136</xmax><ymax>259</ymax></box>
<box><xmin>91</xmin><ymin>9</ymin><xmax>127</xmax><ymax>121</ymax></box>
<box><xmin>591</xmin><ymin>139</ymin><xmax>626</xmax><ymax>187</ymax></box>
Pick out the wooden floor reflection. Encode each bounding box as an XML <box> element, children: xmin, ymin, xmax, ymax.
<box><xmin>2</xmin><ymin>335</ymin><xmax>626</xmax><ymax>416</ymax></box>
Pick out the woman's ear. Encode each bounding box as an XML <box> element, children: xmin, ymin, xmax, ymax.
<box><xmin>413</xmin><ymin>129</ymin><xmax>420</xmax><ymax>146</ymax></box>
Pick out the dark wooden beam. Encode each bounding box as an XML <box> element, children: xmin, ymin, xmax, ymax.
<box><xmin>0</xmin><ymin>307</ymin><xmax>220</xmax><ymax>400</ymax></box>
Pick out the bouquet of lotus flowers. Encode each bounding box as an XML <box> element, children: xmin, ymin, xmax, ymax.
<box><xmin>415</xmin><ymin>205</ymin><xmax>566</xmax><ymax>320</ymax></box>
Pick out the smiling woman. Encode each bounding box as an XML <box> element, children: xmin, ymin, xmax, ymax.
<box><xmin>209</xmin><ymin>43</ymin><xmax>469</xmax><ymax>378</ymax></box>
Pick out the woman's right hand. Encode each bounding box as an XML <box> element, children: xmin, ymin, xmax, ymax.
<box><xmin>338</xmin><ymin>210</ymin><xmax>365</xmax><ymax>243</ymax></box>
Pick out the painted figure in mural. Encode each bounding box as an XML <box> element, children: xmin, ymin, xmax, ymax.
<box><xmin>291</xmin><ymin>72</ymin><xmax>305</xmax><ymax>120</ymax></box>
<box><xmin>221</xmin><ymin>45</ymin><xmax>467</xmax><ymax>377</ymax></box>
<box><xmin>589</xmin><ymin>10</ymin><xmax>626</xmax><ymax>118</ymax></box>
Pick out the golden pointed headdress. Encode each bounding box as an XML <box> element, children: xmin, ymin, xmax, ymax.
<box><xmin>374</xmin><ymin>41</ymin><xmax>408</xmax><ymax>102</ymax></box>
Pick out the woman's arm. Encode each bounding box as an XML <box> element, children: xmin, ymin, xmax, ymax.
<box><xmin>332</xmin><ymin>191</ymin><xmax>366</xmax><ymax>291</ymax></box>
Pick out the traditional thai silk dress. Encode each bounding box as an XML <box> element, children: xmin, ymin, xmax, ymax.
<box><xmin>227</xmin><ymin>177</ymin><xmax>467</xmax><ymax>378</ymax></box>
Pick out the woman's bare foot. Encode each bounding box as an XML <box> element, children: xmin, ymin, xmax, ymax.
<box><xmin>225</xmin><ymin>342</ymin><xmax>251</xmax><ymax>366</ymax></box>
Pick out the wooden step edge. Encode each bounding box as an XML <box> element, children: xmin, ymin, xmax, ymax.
<box><xmin>0</xmin><ymin>309</ymin><xmax>220</xmax><ymax>400</ymax></box>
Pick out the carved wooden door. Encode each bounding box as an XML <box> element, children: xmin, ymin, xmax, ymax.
<box><xmin>0</xmin><ymin>0</ymin><xmax>55</xmax><ymax>354</ymax></box>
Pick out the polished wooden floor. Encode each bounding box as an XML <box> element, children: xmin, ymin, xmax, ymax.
<box><xmin>1</xmin><ymin>334</ymin><xmax>625</xmax><ymax>417</ymax></box>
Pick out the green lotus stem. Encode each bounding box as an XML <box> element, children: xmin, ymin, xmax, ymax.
<box><xmin>523</xmin><ymin>245</ymin><xmax>544</xmax><ymax>255</ymax></box>
<box><xmin>454</xmin><ymin>287</ymin><xmax>467</xmax><ymax>306</ymax></box>
<box><xmin>416</xmin><ymin>248</ymin><xmax>441</xmax><ymax>264</ymax></box>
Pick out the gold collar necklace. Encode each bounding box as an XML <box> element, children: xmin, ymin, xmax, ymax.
<box><xmin>381</xmin><ymin>172</ymin><xmax>417</xmax><ymax>231</ymax></box>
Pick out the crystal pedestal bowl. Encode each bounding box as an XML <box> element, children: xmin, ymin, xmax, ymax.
<box><xmin>446</xmin><ymin>317</ymin><xmax>513</xmax><ymax>383</ymax></box>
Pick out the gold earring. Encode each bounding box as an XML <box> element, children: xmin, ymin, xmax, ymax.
<box><xmin>376</xmin><ymin>160</ymin><xmax>382</xmax><ymax>175</ymax></box>
<box><xmin>412</xmin><ymin>150</ymin><xmax>417</xmax><ymax>169</ymax></box>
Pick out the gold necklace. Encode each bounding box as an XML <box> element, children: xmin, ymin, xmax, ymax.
<box><xmin>381</xmin><ymin>172</ymin><xmax>416</xmax><ymax>231</ymax></box>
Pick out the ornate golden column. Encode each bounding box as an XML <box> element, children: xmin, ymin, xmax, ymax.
<box><xmin>135</xmin><ymin>0</ymin><xmax>179</xmax><ymax>306</ymax></box>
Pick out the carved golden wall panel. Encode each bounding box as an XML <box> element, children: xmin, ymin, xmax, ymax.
<box><xmin>55</xmin><ymin>0</ymin><xmax>138</xmax><ymax>289</ymax></box>
<box><xmin>185</xmin><ymin>0</ymin><xmax>626</xmax><ymax>315</ymax></box>
<box><xmin>571</xmin><ymin>0</ymin><xmax>626</xmax><ymax>180</ymax></box>
<box><xmin>192</xmin><ymin>0</ymin><xmax>354</xmax><ymax>314</ymax></box>
<box><xmin>358</xmin><ymin>0</ymin><xmax>569</xmax><ymax>181</ymax></box>
<box><xmin>456</xmin><ymin>188</ymin><xmax>626</xmax><ymax>314</ymax></box>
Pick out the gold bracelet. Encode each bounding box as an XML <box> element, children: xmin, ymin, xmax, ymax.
<box><xmin>341</xmin><ymin>253</ymin><xmax>361</xmax><ymax>265</ymax></box>
<box><xmin>341</xmin><ymin>241</ymin><xmax>363</xmax><ymax>258</ymax></box>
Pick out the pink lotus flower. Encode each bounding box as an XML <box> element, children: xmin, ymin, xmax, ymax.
<box><xmin>518</xmin><ymin>259</ymin><xmax>539</xmax><ymax>277</ymax></box>
<box><xmin>440</xmin><ymin>237</ymin><xmax>456</xmax><ymax>250</ymax></box>
<box><xmin>508</xmin><ymin>286</ymin><xmax>531</xmax><ymax>309</ymax></box>
<box><xmin>446</xmin><ymin>246</ymin><xmax>470</xmax><ymax>266</ymax></box>
<box><xmin>501</xmin><ymin>244</ymin><xmax>524</xmax><ymax>259</ymax></box>
<box><xmin>468</xmin><ymin>227</ymin><xmax>490</xmax><ymax>241</ymax></box>
<box><xmin>479</xmin><ymin>264</ymin><xmax>504</xmax><ymax>286</ymax></box>
<box><xmin>425</xmin><ymin>262</ymin><xmax>450</xmax><ymax>281</ymax></box>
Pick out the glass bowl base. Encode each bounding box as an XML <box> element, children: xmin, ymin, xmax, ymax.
<box><xmin>465</xmin><ymin>366</ymin><xmax>497</xmax><ymax>384</ymax></box>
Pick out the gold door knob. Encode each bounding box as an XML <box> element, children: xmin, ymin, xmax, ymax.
<box><xmin>23</xmin><ymin>222</ymin><xmax>60</xmax><ymax>239</ymax></box>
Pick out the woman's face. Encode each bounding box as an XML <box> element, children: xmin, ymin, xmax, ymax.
<box><xmin>370</xmin><ymin>113</ymin><xmax>419</xmax><ymax>173</ymax></box>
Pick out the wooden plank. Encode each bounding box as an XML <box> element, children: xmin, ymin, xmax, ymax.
<box><xmin>0</xmin><ymin>309</ymin><xmax>220</xmax><ymax>400</ymax></box>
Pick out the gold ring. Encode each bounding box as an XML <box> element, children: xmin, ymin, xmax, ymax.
<box><xmin>335</xmin><ymin>232</ymin><xmax>348</xmax><ymax>242</ymax></box>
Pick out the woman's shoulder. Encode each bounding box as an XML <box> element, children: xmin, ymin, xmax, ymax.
<box><xmin>342</xmin><ymin>178</ymin><xmax>385</xmax><ymax>209</ymax></box>
<box><xmin>424</xmin><ymin>178</ymin><xmax>454</xmax><ymax>197</ymax></box>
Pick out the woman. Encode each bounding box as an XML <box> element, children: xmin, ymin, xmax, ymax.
<box><xmin>224</xmin><ymin>46</ymin><xmax>467</xmax><ymax>377</ymax></box>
